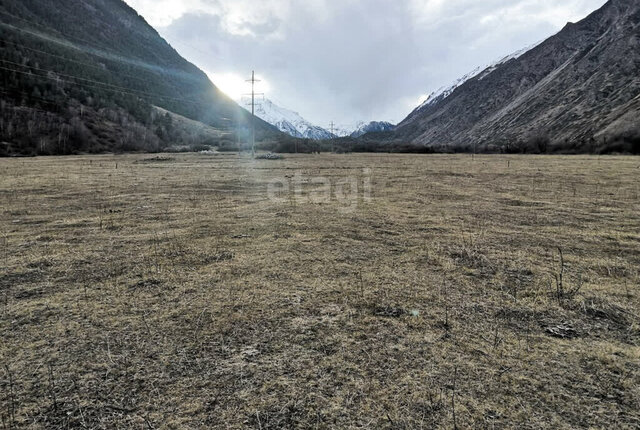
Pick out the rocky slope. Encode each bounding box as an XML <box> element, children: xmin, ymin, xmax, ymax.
<box><xmin>416</xmin><ymin>43</ymin><xmax>541</xmax><ymax>112</ymax></box>
<box><xmin>393</xmin><ymin>0</ymin><xmax>640</xmax><ymax>153</ymax></box>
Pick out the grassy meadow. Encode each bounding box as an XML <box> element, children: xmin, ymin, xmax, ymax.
<box><xmin>1</xmin><ymin>153</ymin><xmax>639</xmax><ymax>429</ymax></box>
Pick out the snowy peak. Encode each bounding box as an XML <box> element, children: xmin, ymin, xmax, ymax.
<box><xmin>332</xmin><ymin>121</ymin><xmax>364</xmax><ymax>137</ymax></box>
<box><xmin>239</xmin><ymin>99</ymin><xmax>394</xmax><ymax>140</ymax></box>
<box><xmin>351</xmin><ymin>121</ymin><xmax>395</xmax><ymax>137</ymax></box>
<box><xmin>240</xmin><ymin>98</ymin><xmax>334</xmax><ymax>140</ymax></box>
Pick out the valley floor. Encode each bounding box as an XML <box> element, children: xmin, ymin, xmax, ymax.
<box><xmin>1</xmin><ymin>153</ymin><xmax>640</xmax><ymax>428</ymax></box>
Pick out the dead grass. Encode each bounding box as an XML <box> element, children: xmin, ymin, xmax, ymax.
<box><xmin>1</xmin><ymin>153</ymin><xmax>639</xmax><ymax>429</ymax></box>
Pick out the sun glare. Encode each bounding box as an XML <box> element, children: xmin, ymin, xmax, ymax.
<box><xmin>206</xmin><ymin>71</ymin><xmax>270</xmax><ymax>101</ymax></box>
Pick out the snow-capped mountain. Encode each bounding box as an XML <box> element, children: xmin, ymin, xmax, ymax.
<box><xmin>239</xmin><ymin>98</ymin><xmax>334</xmax><ymax>140</ymax></box>
<box><xmin>332</xmin><ymin>121</ymin><xmax>364</xmax><ymax>137</ymax></box>
<box><xmin>416</xmin><ymin>42</ymin><xmax>542</xmax><ymax>111</ymax></box>
<box><xmin>321</xmin><ymin>120</ymin><xmax>396</xmax><ymax>138</ymax></box>
<box><xmin>239</xmin><ymin>99</ymin><xmax>395</xmax><ymax>140</ymax></box>
<box><xmin>350</xmin><ymin>121</ymin><xmax>395</xmax><ymax>137</ymax></box>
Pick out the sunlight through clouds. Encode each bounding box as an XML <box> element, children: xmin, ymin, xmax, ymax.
<box><xmin>124</xmin><ymin>0</ymin><xmax>608</xmax><ymax>125</ymax></box>
<box><xmin>205</xmin><ymin>70</ymin><xmax>272</xmax><ymax>100</ymax></box>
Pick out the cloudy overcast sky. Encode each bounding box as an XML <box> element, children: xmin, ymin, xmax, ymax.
<box><xmin>124</xmin><ymin>0</ymin><xmax>607</xmax><ymax>128</ymax></box>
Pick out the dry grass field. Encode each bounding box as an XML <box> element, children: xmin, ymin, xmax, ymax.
<box><xmin>1</xmin><ymin>153</ymin><xmax>640</xmax><ymax>429</ymax></box>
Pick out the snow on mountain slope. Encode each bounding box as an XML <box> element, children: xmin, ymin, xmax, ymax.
<box><xmin>350</xmin><ymin>121</ymin><xmax>395</xmax><ymax>137</ymax></box>
<box><xmin>240</xmin><ymin>98</ymin><xmax>334</xmax><ymax>140</ymax></box>
<box><xmin>416</xmin><ymin>42</ymin><xmax>542</xmax><ymax>111</ymax></box>
<box><xmin>239</xmin><ymin>99</ymin><xmax>394</xmax><ymax>140</ymax></box>
<box><xmin>332</xmin><ymin>121</ymin><xmax>364</xmax><ymax>137</ymax></box>
<box><xmin>326</xmin><ymin>121</ymin><xmax>396</xmax><ymax>138</ymax></box>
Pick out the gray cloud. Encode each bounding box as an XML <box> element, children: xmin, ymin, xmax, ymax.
<box><xmin>127</xmin><ymin>0</ymin><xmax>608</xmax><ymax>127</ymax></box>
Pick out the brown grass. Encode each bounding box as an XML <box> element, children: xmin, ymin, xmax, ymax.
<box><xmin>1</xmin><ymin>153</ymin><xmax>639</xmax><ymax>429</ymax></box>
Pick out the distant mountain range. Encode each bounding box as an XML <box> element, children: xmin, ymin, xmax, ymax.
<box><xmin>240</xmin><ymin>98</ymin><xmax>334</xmax><ymax>140</ymax></box>
<box><xmin>330</xmin><ymin>121</ymin><xmax>394</xmax><ymax>138</ymax></box>
<box><xmin>389</xmin><ymin>0</ymin><xmax>640</xmax><ymax>153</ymax></box>
<box><xmin>332</xmin><ymin>122</ymin><xmax>363</xmax><ymax>138</ymax></box>
<box><xmin>241</xmin><ymin>98</ymin><xmax>395</xmax><ymax>140</ymax></box>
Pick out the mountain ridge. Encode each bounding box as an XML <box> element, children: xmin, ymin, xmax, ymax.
<box><xmin>243</xmin><ymin>98</ymin><xmax>396</xmax><ymax>141</ymax></box>
<box><xmin>413</xmin><ymin>41</ymin><xmax>542</xmax><ymax>114</ymax></box>
<box><xmin>392</xmin><ymin>0</ymin><xmax>640</xmax><ymax>153</ymax></box>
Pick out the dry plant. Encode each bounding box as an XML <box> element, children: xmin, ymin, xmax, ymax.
<box><xmin>0</xmin><ymin>153</ymin><xmax>639</xmax><ymax>428</ymax></box>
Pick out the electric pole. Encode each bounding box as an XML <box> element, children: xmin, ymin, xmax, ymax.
<box><xmin>245</xmin><ymin>71</ymin><xmax>262</xmax><ymax>156</ymax></box>
<box><xmin>329</xmin><ymin>121</ymin><xmax>336</xmax><ymax>153</ymax></box>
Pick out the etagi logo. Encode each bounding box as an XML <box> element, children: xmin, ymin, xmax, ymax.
<box><xmin>267</xmin><ymin>168</ymin><xmax>373</xmax><ymax>213</ymax></box>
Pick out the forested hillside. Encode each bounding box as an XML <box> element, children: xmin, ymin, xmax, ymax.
<box><xmin>0</xmin><ymin>0</ymin><xmax>282</xmax><ymax>155</ymax></box>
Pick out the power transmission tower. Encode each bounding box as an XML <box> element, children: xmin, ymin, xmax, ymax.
<box><xmin>244</xmin><ymin>71</ymin><xmax>263</xmax><ymax>156</ymax></box>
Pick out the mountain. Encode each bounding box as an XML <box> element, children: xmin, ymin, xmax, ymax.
<box><xmin>416</xmin><ymin>42</ymin><xmax>541</xmax><ymax>112</ymax></box>
<box><xmin>0</xmin><ymin>0</ymin><xmax>282</xmax><ymax>155</ymax></box>
<box><xmin>241</xmin><ymin>99</ymin><xmax>395</xmax><ymax>141</ymax></box>
<box><xmin>333</xmin><ymin>122</ymin><xmax>364</xmax><ymax>138</ymax></box>
<box><xmin>350</xmin><ymin>121</ymin><xmax>395</xmax><ymax>138</ymax></box>
<box><xmin>393</xmin><ymin>0</ymin><xmax>640</xmax><ymax>153</ymax></box>
<box><xmin>327</xmin><ymin>121</ymin><xmax>395</xmax><ymax>138</ymax></box>
<box><xmin>241</xmin><ymin>98</ymin><xmax>334</xmax><ymax>140</ymax></box>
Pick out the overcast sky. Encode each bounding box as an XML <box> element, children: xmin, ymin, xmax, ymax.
<box><xmin>124</xmin><ymin>0</ymin><xmax>607</xmax><ymax>128</ymax></box>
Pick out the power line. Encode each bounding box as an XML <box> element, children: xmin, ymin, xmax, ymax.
<box><xmin>0</xmin><ymin>23</ymin><xmax>217</xmax><ymax>107</ymax></box>
<box><xmin>0</xmin><ymin>9</ymin><xmax>128</xmax><ymax>58</ymax></box>
<box><xmin>0</xmin><ymin>13</ymin><xmax>250</xmax><ymax>130</ymax></box>
<box><xmin>0</xmin><ymin>64</ymin><xmax>149</xmax><ymax>97</ymax></box>
<box><xmin>0</xmin><ymin>39</ymin><xmax>151</xmax><ymax>84</ymax></box>
<box><xmin>0</xmin><ymin>20</ymin><xmax>187</xmax><ymax>80</ymax></box>
<box><xmin>0</xmin><ymin>89</ymin><xmax>70</xmax><ymax>120</ymax></box>
<box><xmin>0</xmin><ymin>88</ymin><xmax>62</xmax><ymax>108</ymax></box>
<box><xmin>0</xmin><ymin>58</ymin><xmax>156</xmax><ymax>94</ymax></box>
<box><xmin>0</xmin><ymin>9</ymin><xmax>55</xmax><ymax>26</ymax></box>
<box><xmin>0</xmin><ymin>11</ymin><xmax>226</xmax><ymax>89</ymax></box>
<box><xmin>0</xmin><ymin>61</ymin><xmax>225</xmax><ymax>110</ymax></box>
<box><xmin>0</xmin><ymin>90</ymin><xmax>61</xmax><ymax>113</ymax></box>
<box><xmin>0</xmin><ymin>64</ymin><xmax>220</xmax><ymax>114</ymax></box>
<box><xmin>0</xmin><ymin>22</ymin><xmax>247</xmax><ymax>121</ymax></box>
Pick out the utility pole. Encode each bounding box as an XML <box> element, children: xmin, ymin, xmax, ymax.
<box><xmin>329</xmin><ymin>121</ymin><xmax>336</xmax><ymax>153</ymax></box>
<box><xmin>245</xmin><ymin>71</ymin><xmax>262</xmax><ymax>156</ymax></box>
